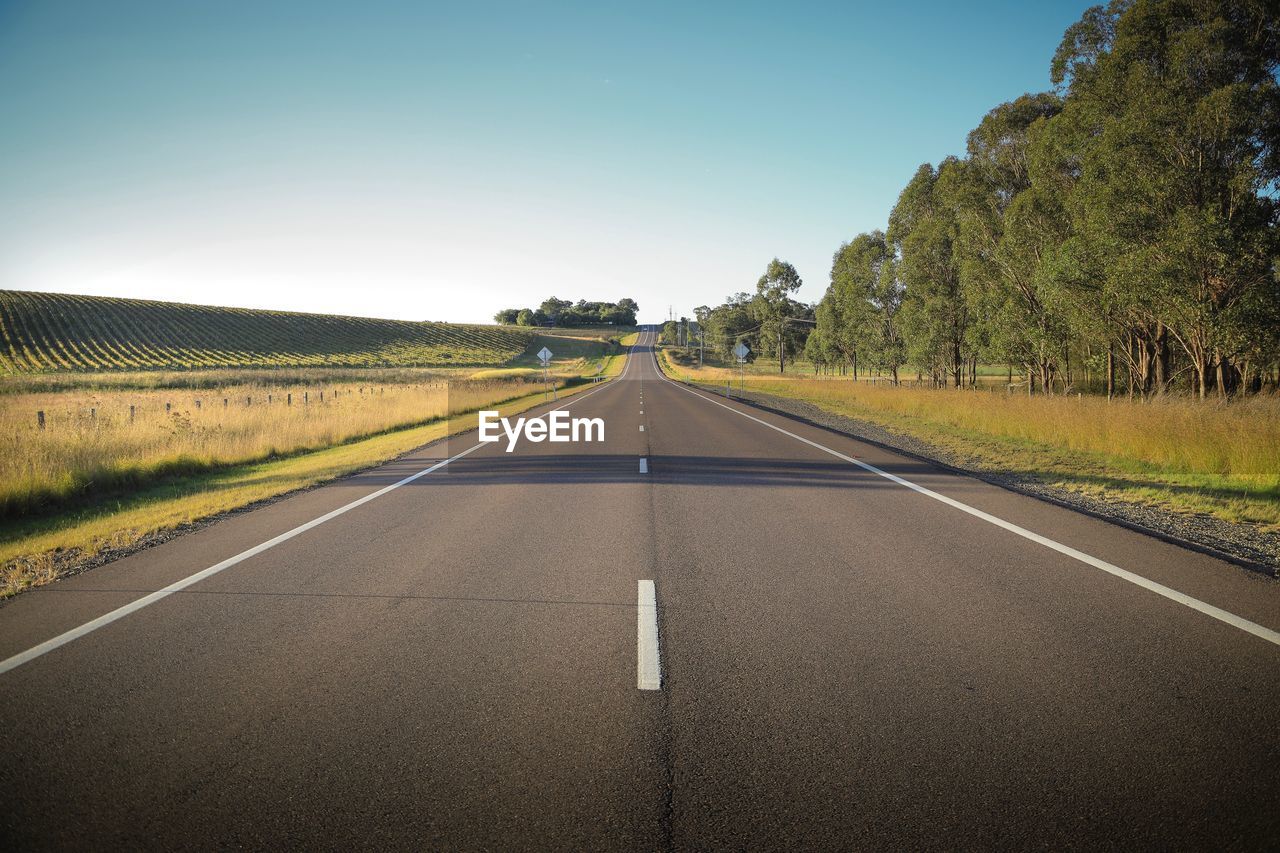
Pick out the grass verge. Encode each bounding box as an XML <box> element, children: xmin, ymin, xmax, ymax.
<box><xmin>657</xmin><ymin>348</ymin><xmax>1280</xmax><ymax>532</ymax></box>
<box><xmin>0</xmin><ymin>376</ymin><xmax>611</xmax><ymax>598</ymax></box>
<box><xmin>596</xmin><ymin>341</ymin><xmax>633</xmax><ymax>378</ymax></box>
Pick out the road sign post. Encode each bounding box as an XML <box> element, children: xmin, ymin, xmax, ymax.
<box><xmin>733</xmin><ymin>342</ymin><xmax>750</xmax><ymax>398</ymax></box>
<box><xmin>538</xmin><ymin>346</ymin><xmax>555</xmax><ymax>400</ymax></box>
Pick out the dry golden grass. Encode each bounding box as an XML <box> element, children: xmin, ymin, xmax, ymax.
<box><xmin>0</xmin><ymin>376</ymin><xmax>551</xmax><ymax>518</ymax></box>
<box><xmin>660</xmin><ymin>349</ymin><xmax>1280</xmax><ymax>530</ymax></box>
<box><xmin>755</xmin><ymin>380</ymin><xmax>1280</xmax><ymax>482</ymax></box>
<box><xmin>0</xmin><ymin>376</ymin><xmax>609</xmax><ymax>597</ymax></box>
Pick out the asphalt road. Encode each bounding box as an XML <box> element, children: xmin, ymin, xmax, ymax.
<box><xmin>2</xmin><ymin>329</ymin><xmax>1279</xmax><ymax>850</ymax></box>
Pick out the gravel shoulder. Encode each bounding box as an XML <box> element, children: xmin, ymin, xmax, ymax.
<box><xmin>723</xmin><ymin>385</ymin><xmax>1280</xmax><ymax>577</ymax></box>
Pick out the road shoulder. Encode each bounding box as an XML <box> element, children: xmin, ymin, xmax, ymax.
<box><xmin>710</xmin><ymin>384</ymin><xmax>1280</xmax><ymax>576</ymax></box>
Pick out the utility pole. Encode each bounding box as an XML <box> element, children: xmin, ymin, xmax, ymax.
<box><xmin>775</xmin><ymin>315</ymin><xmax>817</xmax><ymax>375</ymax></box>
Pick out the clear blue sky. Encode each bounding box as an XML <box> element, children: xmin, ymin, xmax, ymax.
<box><xmin>0</xmin><ymin>1</ymin><xmax>1087</xmax><ymax>325</ymax></box>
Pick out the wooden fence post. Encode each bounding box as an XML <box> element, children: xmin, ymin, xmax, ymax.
<box><xmin>37</xmin><ymin>410</ymin><xmax>45</xmax><ymax>430</ymax></box>
<box><xmin>130</xmin><ymin>405</ymin><xmax>135</xmax><ymax>422</ymax></box>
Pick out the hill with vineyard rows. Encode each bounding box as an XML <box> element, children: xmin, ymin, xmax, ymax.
<box><xmin>0</xmin><ymin>290</ymin><xmax>535</xmax><ymax>372</ymax></box>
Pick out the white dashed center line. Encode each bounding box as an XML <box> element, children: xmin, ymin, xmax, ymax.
<box><xmin>637</xmin><ymin>580</ymin><xmax>661</xmax><ymax>690</ymax></box>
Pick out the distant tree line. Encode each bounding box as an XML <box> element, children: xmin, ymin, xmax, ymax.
<box><xmin>704</xmin><ymin>1</ymin><xmax>1280</xmax><ymax>397</ymax></box>
<box><xmin>691</xmin><ymin>259</ymin><xmax>815</xmax><ymax>372</ymax></box>
<box><xmin>494</xmin><ymin>297</ymin><xmax>638</xmax><ymax>328</ymax></box>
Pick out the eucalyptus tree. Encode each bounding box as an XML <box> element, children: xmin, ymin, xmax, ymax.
<box><xmin>890</xmin><ymin>159</ymin><xmax>973</xmax><ymax>387</ymax></box>
<box><xmin>1047</xmin><ymin>0</ymin><xmax>1280</xmax><ymax>397</ymax></box>
<box><xmin>702</xmin><ymin>293</ymin><xmax>756</xmax><ymax>360</ymax></box>
<box><xmin>751</xmin><ymin>258</ymin><xmax>804</xmax><ymax>372</ymax></box>
<box><xmin>827</xmin><ymin>231</ymin><xmax>890</xmax><ymax>378</ymax></box>
<box><xmin>804</xmin><ymin>323</ymin><xmax>840</xmax><ymax>374</ymax></box>
<box><xmin>811</xmin><ymin>293</ymin><xmax>848</xmax><ymax>376</ymax></box>
<box><xmin>872</xmin><ymin>254</ymin><xmax>908</xmax><ymax>384</ymax></box>
<box><xmin>990</xmin><ymin>152</ymin><xmax>1075</xmax><ymax>394</ymax></box>
<box><xmin>711</xmin><ymin>0</ymin><xmax>1280</xmax><ymax>396</ymax></box>
<box><xmin>943</xmin><ymin>93</ymin><xmax>1065</xmax><ymax>392</ymax></box>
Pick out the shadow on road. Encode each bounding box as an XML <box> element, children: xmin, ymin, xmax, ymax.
<box><xmin>340</xmin><ymin>453</ymin><xmax>977</xmax><ymax>490</ymax></box>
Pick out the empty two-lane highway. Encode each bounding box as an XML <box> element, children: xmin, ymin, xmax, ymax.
<box><xmin>2</xmin><ymin>329</ymin><xmax>1278</xmax><ymax>850</ymax></box>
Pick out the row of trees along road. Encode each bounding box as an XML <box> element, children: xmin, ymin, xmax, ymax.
<box><xmin>686</xmin><ymin>259</ymin><xmax>816</xmax><ymax>372</ymax></box>
<box><xmin>706</xmin><ymin>1</ymin><xmax>1280</xmax><ymax>398</ymax></box>
<box><xmin>494</xmin><ymin>297</ymin><xmax>638</xmax><ymax>328</ymax></box>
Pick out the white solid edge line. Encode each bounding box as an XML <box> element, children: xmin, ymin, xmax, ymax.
<box><xmin>0</xmin><ymin>371</ymin><xmax>625</xmax><ymax>677</ymax></box>
<box><xmin>639</xmin><ymin>458</ymin><xmax>649</xmax><ymax>474</ymax></box>
<box><xmin>653</xmin><ymin>351</ymin><xmax>1280</xmax><ymax>649</ymax></box>
<box><xmin>637</xmin><ymin>579</ymin><xmax>661</xmax><ymax>690</ymax></box>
